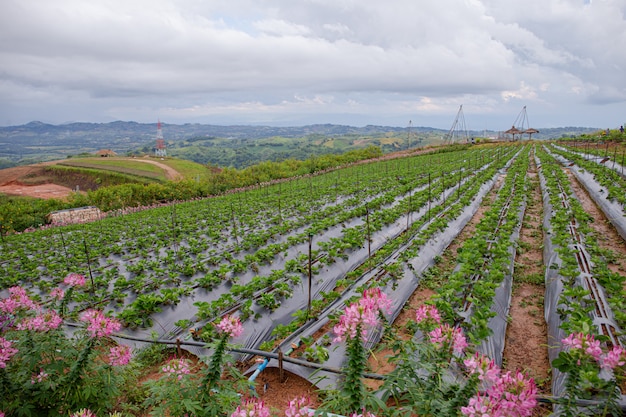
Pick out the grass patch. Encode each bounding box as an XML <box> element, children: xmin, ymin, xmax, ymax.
<box><xmin>159</xmin><ymin>158</ymin><xmax>210</xmax><ymax>180</ymax></box>
<box><xmin>59</xmin><ymin>159</ymin><xmax>167</xmax><ymax>180</ymax></box>
<box><xmin>518</xmin><ymin>272</ymin><xmax>544</xmax><ymax>285</ymax></box>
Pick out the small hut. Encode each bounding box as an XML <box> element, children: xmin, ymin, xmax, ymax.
<box><xmin>96</xmin><ymin>149</ymin><xmax>117</xmax><ymax>157</ymax></box>
<box><xmin>504</xmin><ymin>126</ymin><xmax>522</xmax><ymax>141</ymax></box>
<box><xmin>524</xmin><ymin>128</ymin><xmax>539</xmax><ymax>140</ymax></box>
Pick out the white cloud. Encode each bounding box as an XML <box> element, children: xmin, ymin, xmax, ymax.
<box><xmin>0</xmin><ymin>0</ymin><xmax>625</xmax><ymax>128</ymax></box>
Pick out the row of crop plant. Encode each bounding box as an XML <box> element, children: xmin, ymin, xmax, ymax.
<box><xmin>432</xmin><ymin>144</ymin><xmax>530</xmax><ymax>365</ymax></box>
<box><xmin>187</xmin><ymin>147</ymin><xmax>515</xmax><ymax>354</ymax></box>
<box><xmin>254</xmin><ymin>146</ymin><xmax>521</xmax><ymax>387</ymax></box>
<box><xmin>0</xmin><ymin>146</ymin><xmax>516</xmax><ymax>356</ymax></box>
<box><xmin>536</xmin><ymin>145</ymin><xmax>625</xmax><ymax>415</ymax></box>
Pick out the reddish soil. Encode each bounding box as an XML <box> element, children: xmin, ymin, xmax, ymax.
<box><xmin>504</xmin><ymin>153</ymin><xmax>551</xmax><ymax>405</ymax></box>
<box><xmin>254</xmin><ymin>367</ymin><xmax>321</xmax><ymax>413</ymax></box>
<box><xmin>0</xmin><ymin>158</ymin><xmax>182</xmax><ymax>200</ymax></box>
<box><xmin>0</xmin><ymin>163</ymin><xmax>75</xmax><ymax>199</ymax></box>
<box><xmin>565</xmin><ymin>168</ymin><xmax>626</xmax><ymax>284</ymax></box>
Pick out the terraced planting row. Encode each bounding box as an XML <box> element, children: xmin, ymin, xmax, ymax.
<box><xmin>0</xmin><ymin>147</ymin><xmax>509</xmax><ymax>341</ymax></box>
<box><xmin>536</xmin><ymin>146</ymin><xmax>626</xmax><ymax>414</ymax></box>
<box><xmin>269</xmin><ymin>145</ymin><xmax>527</xmax><ymax>388</ymax></box>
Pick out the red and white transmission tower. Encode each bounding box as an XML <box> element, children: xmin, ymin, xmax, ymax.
<box><xmin>155</xmin><ymin>120</ymin><xmax>167</xmax><ymax>157</ymax></box>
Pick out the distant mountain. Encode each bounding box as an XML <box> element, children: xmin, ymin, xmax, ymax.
<box><xmin>0</xmin><ymin>121</ymin><xmax>600</xmax><ymax>167</ymax></box>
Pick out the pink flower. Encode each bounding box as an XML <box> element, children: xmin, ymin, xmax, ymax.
<box><xmin>17</xmin><ymin>311</ymin><xmax>62</xmax><ymax>332</ymax></box>
<box><xmin>600</xmin><ymin>346</ymin><xmax>626</xmax><ymax>370</ymax></box>
<box><xmin>285</xmin><ymin>396</ymin><xmax>314</xmax><ymax>417</ymax></box>
<box><xmin>428</xmin><ymin>324</ymin><xmax>468</xmax><ymax>355</ymax></box>
<box><xmin>562</xmin><ymin>332</ymin><xmax>583</xmax><ymax>349</ymax></box>
<box><xmin>216</xmin><ymin>315</ymin><xmax>244</xmax><ymax>338</ymax></box>
<box><xmin>361</xmin><ymin>287</ymin><xmax>393</xmax><ymax>315</ymax></box>
<box><xmin>50</xmin><ymin>288</ymin><xmax>65</xmax><ymax>300</ymax></box>
<box><xmin>80</xmin><ymin>309</ymin><xmax>121</xmax><ymax>338</ymax></box>
<box><xmin>0</xmin><ymin>337</ymin><xmax>18</xmax><ymax>368</ymax></box>
<box><xmin>464</xmin><ymin>352</ymin><xmax>501</xmax><ymax>385</ymax></box>
<box><xmin>0</xmin><ymin>286</ymin><xmax>38</xmax><ymax>313</ymax></box>
<box><xmin>108</xmin><ymin>345</ymin><xmax>132</xmax><ymax>366</ymax></box>
<box><xmin>415</xmin><ymin>304</ymin><xmax>442</xmax><ymax>326</ymax></box>
<box><xmin>64</xmin><ymin>273</ymin><xmax>86</xmax><ymax>287</ymax></box>
<box><xmin>230</xmin><ymin>397</ymin><xmax>271</xmax><ymax>417</ymax></box>
<box><xmin>485</xmin><ymin>371</ymin><xmax>537</xmax><ymax>417</ymax></box>
<box><xmin>70</xmin><ymin>409</ymin><xmax>96</xmax><ymax>417</ymax></box>
<box><xmin>348</xmin><ymin>411</ymin><xmax>377</xmax><ymax>417</ymax></box>
<box><xmin>561</xmin><ymin>332</ymin><xmax>603</xmax><ymax>362</ymax></box>
<box><xmin>333</xmin><ymin>287</ymin><xmax>391</xmax><ymax>343</ymax></box>
<box><xmin>31</xmin><ymin>369</ymin><xmax>49</xmax><ymax>384</ymax></box>
<box><xmin>461</xmin><ymin>393</ymin><xmax>493</xmax><ymax>417</ymax></box>
<box><xmin>162</xmin><ymin>358</ymin><xmax>191</xmax><ymax>380</ymax></box>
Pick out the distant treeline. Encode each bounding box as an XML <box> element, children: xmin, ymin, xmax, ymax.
<box><xmin>0</xmin><ymin>146</ymin><xmax>385</xmax><ymax>233</ymax></box>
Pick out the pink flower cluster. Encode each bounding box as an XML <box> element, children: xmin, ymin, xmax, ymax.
<box><xmin>601</xmin><ymin>345</ymin><xmax>626</xmax><ymax>370</ymax></box>
<box><xmin>562</xmin><ymin>332</ymin><xmax>626</xmax><ymax>370</ymax></box>
<box><xmin>461</xmin><ymin>370</ymin><xmax>537</xmax><ymax>417</ymax></box>
<box><xmin>17</xmin><ymin>311</ymin><xmax>62</xmax><ymax>332</ymax></box>
<box><xmin>0</xmin><ymin>286</ymin><xmax>38</xmax><ymax>313</ymax></box>
<box><xmin>70</xmin><ymin>409</ymin><xmax>96</xmax><ymax>417</ymax></box>
<box><xmin>348</xmin><ymin>411</ymin><xmax>377</xmax><ymax>417</ymax></box>
<box><xmin>63</xmin><ymin>273</ymin><xmax>86</xmax><ymax>287</ymax></box>
<box><xmin>216</xmin><ymin>315</ymin><xmax>244</xmax><ymax>338</ymax></box>
<box><xmin>230</xmin><ymin>397</ymin><xmax>271</xmax><ymax>417</ymax></box>
<box><xmin>464</xmin><ymin>353</ymin><xmax>501</xmax><ymax>385</ymax></box>
<box><xmin>108</xmin><ymin>345</ymin><xmax>132</xmax><ymax>366</ymax></box>
<box><xmin>0</xmin><ymin>337</ymin><xmax>18</xmax><ymax>368</ymax></box>
<box><xmin>285</xmin><ymin>396</ymin><xmax>314</xmax><ymax>417</ymax></box>
<box><xmin>50</xmin><ymin>288</ymin><xmax>65</xmax><ymax>300</ymax></box>
<box><xmin>428</xmin><ymin>323</ymin><xmax>468</xmax><ymax>356</ymax></box>
<box><xmin>333</xmin><ymin>287</ymin><xmax>392</xmax><ymax>343</ymax></box>
<box><xmin>415</xmin><ymin>304</ymin><xmax>442</xmax><ymax>326</ymax></box>
<box><xmin>31</xmin><ymin>369</ymin><xmax>49</xmax><ymax>384</ymax></box>
<box><xmin>162</xmin><ymin>358</ymin><xmax>191</xmax><ymax>380</ymax></box>
<box><xmin>79</xmin><ymin>309</ymin><xmax>121</xmax><ymax>338</ymax></box>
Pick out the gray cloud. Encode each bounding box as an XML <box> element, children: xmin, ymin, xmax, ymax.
<box><xmin>0</xmin><ymin>0</ymin><xmax>625</xmax><ymax>128</ymax></box>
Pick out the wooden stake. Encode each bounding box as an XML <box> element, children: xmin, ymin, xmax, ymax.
<box><xmin>83</xmin><ymin>238</ymin><xmax>95</xmax><ymax>296</ymax></box>
<box><xmin>307</xmin><ymin>233</ymin><xmax>313</xmax><ymax>317</ymax></box>
<box><xmin>278</xmin><ymin>349</ymin><xmax>285</xmax><ymax>382</ymax></box>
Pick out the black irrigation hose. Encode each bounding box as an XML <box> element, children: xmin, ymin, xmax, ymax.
<box><xmin>110</xmin><ymin>331</ymin><xmax>624</xmax><ymax>411</ymax></box>
<box><xmin>111</xmin><ymin>331</ymin><xmax>386</xmax><ymax>380</ymax></box>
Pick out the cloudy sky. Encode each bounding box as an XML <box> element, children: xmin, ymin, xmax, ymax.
<box><xmin>1</xmin><ymin>0</ymin><xmax>625</xmax><ymax>130</ymax></box>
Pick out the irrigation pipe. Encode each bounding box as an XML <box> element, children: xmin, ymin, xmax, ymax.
<box><xmin>108</xmin><ymin>330</ymin><xmax>386</xmax><ymax>381</ymax></box>
<box><xmin>62</xmin><ymin>321</ymin><xmax>626</xmax><ymax>413</ymax></box>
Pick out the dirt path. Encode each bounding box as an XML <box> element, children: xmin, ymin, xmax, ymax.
<box><xmin>130</xmin><ymin>158</ymin><xmax>183</xmax><ymax>181</ymax></box>
<box><xmin>503</xmin><ymin>151</ymin><xmax>551</xmax><ymax>412</ymax></box>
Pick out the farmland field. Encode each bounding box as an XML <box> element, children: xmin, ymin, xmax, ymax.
<box><xmin>1</xmin><ymin>141</ymin><xmax>625</xmax><ymax>416</ymax></box>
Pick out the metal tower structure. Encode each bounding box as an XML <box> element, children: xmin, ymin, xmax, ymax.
<box><xmin>507</xmin><ymin>106</ymin><xmax>539</xmax><ymax>140</ymax></box>
<box><xmin>155</xmin><ymin>120</ymin><xmax>167</xmax><ymax>157</ymax></box>
<box><xmin>443</xmin><ymin>105</ymin><xmax>469</xmax><ymax>145</ymax></box>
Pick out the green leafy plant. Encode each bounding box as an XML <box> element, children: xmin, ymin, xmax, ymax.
<box><xmin>0</xmin><ymin>285</ymin><xmax>131</xmax><ymax>416</ymax></box>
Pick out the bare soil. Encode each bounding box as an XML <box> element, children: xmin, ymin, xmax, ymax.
<box><xmin>504</xmin><ymin>154</ymin><xmax>551</xmax><ymax>401</ymax></box>
<box><xmin>564</xmin><ymin>168</ymin><xmax>626</xmax><ymax>287</ymax></box>
<box><xmin>0</xmin><ymin>164</ymin><xmax>75</xmax><ymax>199</ymax></box>
<box><xmin>253</xmin><ymin>367</ymin><xmax>322</xmax><ymax>413</ymax></box>
<box><xmin>0</xmin><ymin>158</ymin><xmax>182</xmax><ymax>200</ymax></box>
